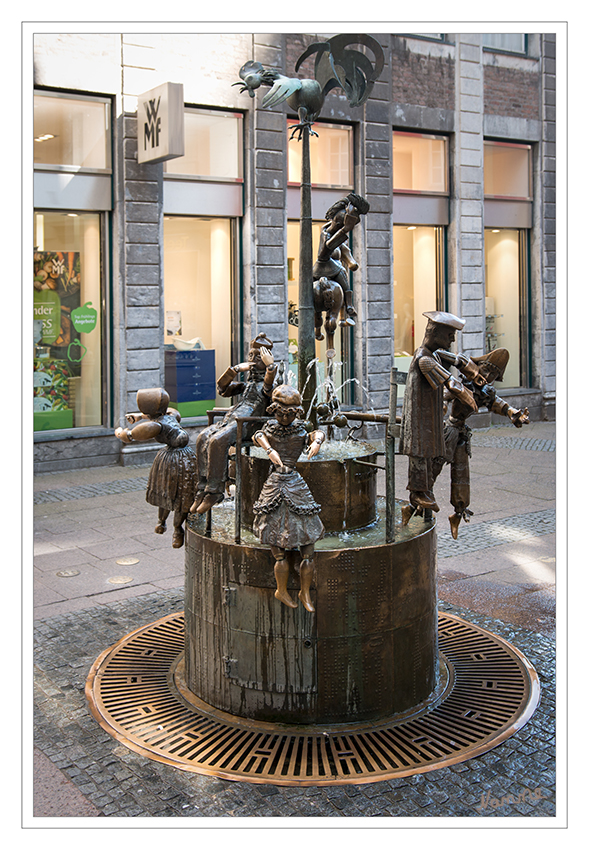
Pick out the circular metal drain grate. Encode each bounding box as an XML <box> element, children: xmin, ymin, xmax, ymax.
<box><xmin>86</xmin><ymin>612</ymin><xmax>540</xmax><ymax>785</ymax></box>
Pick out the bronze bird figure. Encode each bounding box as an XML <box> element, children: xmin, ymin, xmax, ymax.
<box><xmin>234</xmin><ymin>34</ymin><xmax>384</xmax><ymax>139</ymax></box>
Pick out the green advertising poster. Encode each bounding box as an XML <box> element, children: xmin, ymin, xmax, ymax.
<box><xmin>33</xmin><ymin>289</ymin><xmax>61</xmax><ymax>344</ymax></box>
<box><xmin>33</xmin><ymin>251</ymin><xmax>83</xmax><ymax>430</ymax></box>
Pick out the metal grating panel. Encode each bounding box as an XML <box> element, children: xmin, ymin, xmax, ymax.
<box><xmin>86</xmin><ymin>613</ymin><xmax>540</xmax><ymax>785</ymax></box>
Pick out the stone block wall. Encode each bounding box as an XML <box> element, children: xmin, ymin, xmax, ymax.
<box><xmin>32</xmin><ymin>30</ymin><xmax>557</xmax><ymax>470</ymax></box>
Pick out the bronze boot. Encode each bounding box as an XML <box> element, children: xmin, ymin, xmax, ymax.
<box><xmin>339</xmin><ymin>290</ymin><xmax>357</xmax><ymax>326</ymax></box>
<box><xmin>274</xmin><ymin>559</ymin><xmax>297</xmax><ymax>609</ymax></box>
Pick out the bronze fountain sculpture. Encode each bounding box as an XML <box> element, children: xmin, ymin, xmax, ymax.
<box><xmin>87</xmin><ymin>34</ymin><xmax>540</xmax><ymax>786</ymax></box>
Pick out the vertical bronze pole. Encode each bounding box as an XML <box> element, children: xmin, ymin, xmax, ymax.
<box><xmin>386</xmin><ymin>370</ymin><xmax>397</xmax><ymax>543</ymax></box>
<box><xmin>297</xmin><ymin>126</ymin><xmax>316</xmax><ymax>420</ymax></box>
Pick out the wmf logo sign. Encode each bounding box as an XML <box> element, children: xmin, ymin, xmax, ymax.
<box><xmin>144</xmin><ymin>96</ymin><xmax>162</xmax><ymax>150</ymax></box>
<box><xmin>137</xmin><ymin>82</ymin><xmax>185</xmax><ymax>164</ymax></box>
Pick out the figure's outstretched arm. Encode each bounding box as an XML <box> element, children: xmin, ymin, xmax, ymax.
<box><xmin>489</xmin><ymin>396</ymin><xmax>530</xmax><ymax>427</ymax></box>
<box><xmin>216</xmin><ymin>363</ymin><xmax>250</xmax><ymax>397</ymax></box>
<box><xmin>115</xmin><ymin>420</ymin><xmax>162</xmax><ymax>444</ymax></box>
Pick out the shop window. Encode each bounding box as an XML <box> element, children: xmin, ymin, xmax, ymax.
<box><xmin>34</xmin><ymin>212</ymin><xmax>104</xmax><ymax>431</ymax></box>
<box><xmin>34</xmin><ymin>93</ymin><xmax>111</xmax><ymax>170</ymax></box>
<box><xmin>482</xmin><ymin>34</ymin><xmax>526</xmax><ymax>55</ymax></box>
<box><xmin>164</xmin><ymin>109</ymin><xmax>243</xmax><ymax>180</ymax></box>
<box><xmin>404</xmin><ymin>34</ymin><xmax>444</xmax><ymax>41</ymax></box>
<box><xmin>393</xmin><ymin>132</ymin><xmax>448</xmax><ymax>194</ymax></box>
<box><xmin>163</xmin><ymin>216</ymin><xmax>234</xmax><ymax>416</ymax></box>
<box><xmin>393</xmin><ymin>225</ymin><xmax>444</xmax><ymax>396</ymax></box>
<box><xmin>288</xmin><ymin>122</ymin><xmax>353</xmax><ymax>187</ymax></box>
<box><xmin>484</xmin><ymin>142</ymin><xmax>531</xmax><ymax>200</ymax></box>
<box><xmin>484</xmin><ymin>229</ymin><xmax>529</xmax><ymax>388</ymax></box>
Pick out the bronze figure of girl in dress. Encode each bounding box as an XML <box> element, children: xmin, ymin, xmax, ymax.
<box><xmin>251</xmin><ymin>384</ymin><xmax>326</xmax><ymax>612</ymax></box>
<box><xmin>115</xmin><ymin>388</ymin><xmax>196</xmax><ymax>548</ymax></box>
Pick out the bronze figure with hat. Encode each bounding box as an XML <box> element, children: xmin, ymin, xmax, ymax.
<box><xmin>429</xmin><ymin>347</ymin><xmax>530</xmax><ymax>538</ymax></box>
<box><xmin>399</xmin><ymin>311</ymin><xmax>479</xmax><ymax>517</ymax></box>
<box><xmin>191</xmin><ymin>333</ymin><xmax>278</xmax><ymax>515</ymax></box>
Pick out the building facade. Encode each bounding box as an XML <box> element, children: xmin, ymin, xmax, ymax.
<box><xmin>32</xmin><ymin>32</ymin><xmax>556</xmax><ymax>472</ymax></box>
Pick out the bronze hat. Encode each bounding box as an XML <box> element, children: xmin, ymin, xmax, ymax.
<box><xmin>136</xmin><ymin>387</ymin><xmax>170</xmax><ymax>417</ymax></box>
<box><xmin>422</xmin><ymin>310</ymin><xmax>466</xmax><ymax>330</ymax></box>
<box><xmin>250</xmin><ymin>332</ymin><xmax>274</xmax><ymax>350</ymax></box>
<box><xmin>472</xmin><ymin>348</ymin><xmax>510</xmax><ymax>382</ymax></box>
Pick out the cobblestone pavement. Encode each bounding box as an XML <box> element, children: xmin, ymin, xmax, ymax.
<box><xmin>33</xmin><ymin>591</ymin><xmax>555</xmax><ymax>820</ymax></box>
<box><xmin>30</xmin><ymin>421</ymin><xmax>559</xmax><ymax>822</ymax></box>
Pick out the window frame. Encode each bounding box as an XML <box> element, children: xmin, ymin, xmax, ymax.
<box><xmin>33</xmin><ymin>207</ymin><xmax>110</xmax><ymax>434</ymax></box>
<box><xmin>34</xmin><ymin>89</ymin><xmax>112</xmax><ymax>175</ymax></box>
<box><xmin>287</xmin><ymin>120</ymin><xmax>354</xmax><ymax>190</ymax></box>
<box><xmin>482</xmin><ymin>34</ymin><xmax>527</xmax><ymax>56</ymax></box>
<box><xmin>163</xmin><ymin>106</ymin><xmax>244</xmax><ymax>184</ymax></box>
<box><xmin>400</xmin><ymin>34</ymin><xmax>446</xmax><ymax>43</ymax></box>
<box><xmin>484</xmin><ymin>226</ymin><xmax>530</xmax><ymax>388</ymax></box>
<box><xmin>484</xmin><ymin>140</ymin><xmax>533</xmax><ymax>202</ymax></box>
<box><xmin>392</xmin><ymin>131</ymin><xmax>450</xmax><ymax>197</ymax></box>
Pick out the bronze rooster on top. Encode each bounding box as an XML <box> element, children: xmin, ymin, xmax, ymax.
<box><xmin>233</xmin><ymin>34</ymin><xmax>384</xmax><ymax>139</ymax></box>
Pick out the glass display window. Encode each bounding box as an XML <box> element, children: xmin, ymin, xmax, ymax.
<box><xmin>34</xmin><ymin>93</ymin><xmax>111</xmax><ymax>171</ymax></box>
<box><xmin>393</xmin><ymin>225</ymin><xmax>444</xmax><ymax>397</ymax></box>
<box><xmin>484</xmin><ymin>142</ymin><xmax>532</xmax><ymax>200</ymax></box>
<box><xmin>164</xmin><ymin>109</ymin><xmax>243</xmax><ymax>180</ymax></box>
<box><xmin>288</xmin><ymin>123</ymin><xmax>353</xmax><ymax>187</ymax></box>
<box><xmin>483</xmin><ymin>34</ymin><xmax>526</xmax><ymax>54</ymax></box>
<box><xmin>484</xmin><ymin>228</ymin><xmax>529</xmax><ymax>388</ymax></box>
<box><xmin>393</xmin><ymin>132</ymin><xmax>448</xmax><ymax>194</ymax></box>
<box><xmin>163</xmin><ymin>216</ymin><xmax>234</xmax><ymax>415</ymax></box>
<box><xmin>33</xmin><ymin>212</ymin><xmax>104</xmax><ymax>431</ymax></box>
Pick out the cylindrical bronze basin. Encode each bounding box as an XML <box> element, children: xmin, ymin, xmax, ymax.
<box><xmin>239</xmin><ymin>441</ymin><xmax>378</xmax><ymax>533</ymax></box>
<box><xmin>184</xmin><ymin>503</ymin><xmax>437</xmax><ymax>725</ymax></box>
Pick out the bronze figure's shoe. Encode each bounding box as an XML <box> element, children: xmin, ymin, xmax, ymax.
<box><xmin>339</xmin><ymin>316</ymin><xmax>356</xmax><ymax>327</ymax></box>
<box><xmin>154</xmin><ymin>522</ymin><xmax>166</xmax><ymax>534</ymax></box>
<box><xmin>410</xmin><ymin>491</ymin><xmax>439</xmax><ymax>512</ymax></box>
<box><xmin>172</xmin><ymin>528</ymin><xmax>185</xmax><ymax>548</ymax></box>
<box><xmin>449</xmin><ymin>513</ymin><xmax>461</xmax><ymax>539</ymax></box>
<box><xmin>189</xmin><ymin>491</ymin><xmax>205</xmax><ymax>514</ymax></box>
<box><xmin>195</xmin><ymin>492</ymin><xmax>222</xmax><ymax>514</ymax></box>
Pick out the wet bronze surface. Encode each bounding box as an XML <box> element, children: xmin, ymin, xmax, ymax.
<box><xmin>184</xmin><ymin>510</ymin><xmax>436</xmax><ymax>724</ymax></box>
<box><xmin>239</xmin><ymin>446</ymin><xmax>378</xmax><ymax>533</ymax></box>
